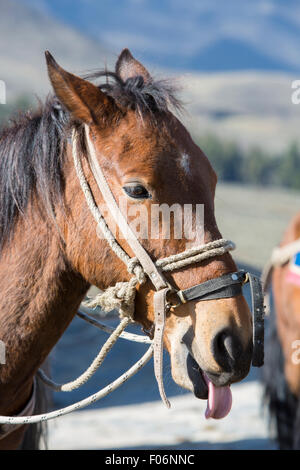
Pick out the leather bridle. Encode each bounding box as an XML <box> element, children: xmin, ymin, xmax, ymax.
<box><xmin>80</xmin><ymin>125</ymin><xmax>265</xmax><ymax>406</ymax></box>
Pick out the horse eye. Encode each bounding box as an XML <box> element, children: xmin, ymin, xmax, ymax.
<box><xmin>123</xmin><ymin>184</ymin><xmax>151</xmax><ymax>200</ymax></box>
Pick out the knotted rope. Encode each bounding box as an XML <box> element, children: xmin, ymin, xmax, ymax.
<box><xmin>84</xmin><ymin>277</ymin><xmax>141</xmax><ymax>319</ymax></box>
<box><xmin>156</xmin><ymin>239</ymin><xmax>235</xmax><ymax>272</ymax></box>
<box><xmin>0</xmin><ymin>345</ymin><xmax>154</xmax><ymax>426</ymax></box>
<box><xmin>83</xmin><ymin>240</ymin><xmax>235</xmax><ymax>319</ymax></box>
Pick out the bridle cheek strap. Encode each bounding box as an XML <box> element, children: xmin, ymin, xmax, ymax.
<box><xmin>84</xmin><ymin>125</ymin><xmax>167</xmax><ymax>292</ymax></box>
<box><xmin>153</xmin><ymin>288</ymin><xmax>171</xmax><ymax>408</ymax></box>
<box><xmin>248</xmin><ymin>273</ymin><xmax>264</xmax><ymax>367</ymax></box>
<box><xmin>84</xmin><ymin>125</ymin><xmax>171</xmax><ymax>405</ymax></box>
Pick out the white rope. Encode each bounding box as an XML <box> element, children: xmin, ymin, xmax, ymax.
<box><xmin>76</xmin><ymin>310</ymin><xmax>152</xmax><ymax>344</ymax></box>
<box><xmin>72</xmin><ymin>129</ymin><xmax>146</xmax><ymax>284</ymax></box>
<box><xmin>72</xmin><ymin>130</ymin><xmax>130</xmax><ymax>267</ymax></box>
<box><xmin>262</xmin><ymin>238</ymin><xmax>300</xmax><ymax>315</ymax></box>
<box><xmin>269</xmin><ymin>239</ymin><xmax>300</xmax><ymax>268</ymax></box>
<box><xmin>0</xmin><ymin>346</ymin><xmax>153</xmax><ymax>425</ymax></box>
<box><xmin>84</xmin><ymin>277</ymin><xmax>140</xmax><ymax>319</ymax></box>
<box><xmin>37</xmin><ymin>317</ymin><xmax>132</xmax><ymax>391</ymax></box>
<box><xmin>157</xmin><ymin>239</ymin><xmax>235</xmax><ymax>272</ymax></box>
<box><xmin>262</xmin><ymin>239</ymin><xmax>300</xmax><ymax>286</ymax></box>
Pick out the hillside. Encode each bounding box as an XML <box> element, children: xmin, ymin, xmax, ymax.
<box><xmin>0</xmin><ymin>0</ymin><xmax>113</xmax><ymax>100</ymax></box>
<box><xmin>1</xmin><ymin>0</ymin><xmax>300</xmax><ymax>152</ymax></box>
<box><xmin>180</xmin><ymin>71</ymin><xmax>300</xmax><ymax>152</ymax></box>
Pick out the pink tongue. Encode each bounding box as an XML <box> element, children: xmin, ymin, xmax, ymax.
<box><xmin>203</xmin><ymin>373</ymin><xmax>232</xmax><ymax>420</ymax></box>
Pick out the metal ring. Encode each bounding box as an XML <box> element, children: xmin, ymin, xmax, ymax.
<box><xmin>176</xmin><ymin>290</ymin><xmax>187</xmax><ymax>304</ymax></box>
<box><xmin>165</xmin><ymin>284</ymin><xmax>182</xmax><ymax>309</ymax></box>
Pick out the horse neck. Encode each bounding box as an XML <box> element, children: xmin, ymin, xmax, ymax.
<box><xmin>0</xmin><ymin>202</ymin><xmax>89</xmax><ymax>415</ymax></box>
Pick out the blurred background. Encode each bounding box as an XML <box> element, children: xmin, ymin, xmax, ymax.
<box><xmin>1</xmin><ymin>0</ymin><xmax>300</xmax><ymax>450</ymax></box>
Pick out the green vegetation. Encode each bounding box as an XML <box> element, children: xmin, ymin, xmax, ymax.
<box><xmin>197</xmin><ymin>134</ymin><xmax>300</xmax><ymax>190</ymax></box>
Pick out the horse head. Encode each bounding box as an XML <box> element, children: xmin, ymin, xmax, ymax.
<box><xmin>45</xmin><ymin>49</ymin><xmax>253</xmax><ymax>419</ymax></box>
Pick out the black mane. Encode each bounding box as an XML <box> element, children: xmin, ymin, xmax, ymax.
<box><xmin>0</xmin><ymin>97</ymin><xmax>68</xmax><ymax>251</ymax></box>
<box><xmin>85</xmin><ymin>70</ymin><xmax>182</xmax><ymax>115</ymax></box>
<box><xmin>0</xmin><ymin>69</ymin><xmax>181</xmax><ymax>251</ymax></box>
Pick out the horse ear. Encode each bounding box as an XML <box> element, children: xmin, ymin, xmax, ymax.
<box><xmin>116</xmin><ymin>48</ymin><xmax>152</xmax><ymax>84</ymax></box>
<box><xmin>45</xmin><ymin>51</ymin><xmax>117</xmax><ymax>125</ymax></box>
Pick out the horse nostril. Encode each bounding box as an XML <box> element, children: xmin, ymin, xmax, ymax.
<box><xmin>212</xmin><ymin>329</ymin><xmax>243</xmax><ymax>371</ymax></box>
<box><xmin>223</xmin><ymin>335</ymin><xmax>240</xmax><ymax>362</ymax></box>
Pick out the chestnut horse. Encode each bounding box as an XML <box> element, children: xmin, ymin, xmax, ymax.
<box><xmin>0</xmin><ymin>49</ymin><xmax>253</xmax><ymax>449</ymax></box>
<box><xmin>264</xmin><ymin>213</ymin><xmax>300</xmax><ymax>449</ymax></box>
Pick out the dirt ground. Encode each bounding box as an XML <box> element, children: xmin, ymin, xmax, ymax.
<box><xmin>47</xmin><ymin>382</ymin><xmax>275</xmax><ymax>450</ymax></box>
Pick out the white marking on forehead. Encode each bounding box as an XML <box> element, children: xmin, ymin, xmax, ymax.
<box><xmin>180</xmin><ymin>152</ymin><xmax>191</xmax><ymax>176</ymax></box>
